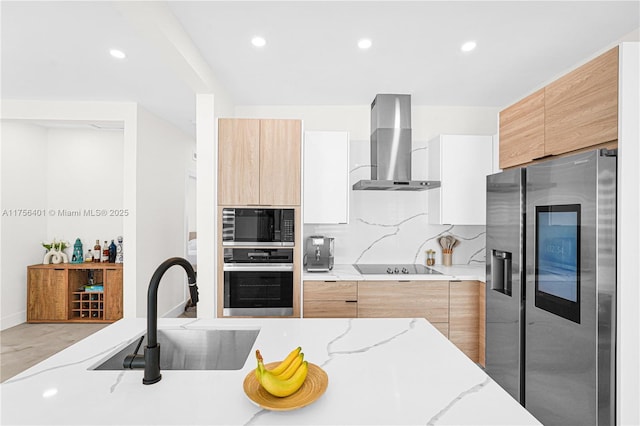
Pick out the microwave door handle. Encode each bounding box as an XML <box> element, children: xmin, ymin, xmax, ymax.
<box><xmin>272</xmin><ymin>212</ymin><xmax>279</xmax><ymax>239</ymax></box>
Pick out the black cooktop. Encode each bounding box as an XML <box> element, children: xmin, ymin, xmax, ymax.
<box><xmin>353</xmin><ymin>264</ymin><xmax>442</xmax><ymax>275</ymax></box>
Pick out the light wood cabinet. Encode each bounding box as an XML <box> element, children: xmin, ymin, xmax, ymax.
<box><xmin>449</xmin><ymin>280</ymin><xmax>480</xmax><ymax>363</ymax></box>
<box><xmin>218</xmin><ymin>118</ymin><xmax>260</xmax><ymax>205</ymax></box>
<box><xmin>260</xmin><ymin>119</ymin><xmax>302</xmax><ymax>206</ymax></box>
<box><xmin>104</xmin><ymin>267</ymin><xmax>124</xmax><ymax>321</ymax></box>
<box><xmin>499</xmin><ymin>89</ymin><xmax>545</xmax><ymax>169</ymax></box>
<box><xmin>357</xmin><ymin>281</ymin><xmax>450</xmax><ymax>336</ymax></box>
<box><xmin>303</xmin><ymin>279</ymin><xmax>484</xmax><ymax>360</ymax></box>
<box><xmin>545</xmin><ymin>46</ymin><xmax>618</xmax><ymax>155</ymax></box>
<box><xmin>499</xmin><ymin>47</ymin><xmax>619</xmax><ymax>169</ymax></box>
<box><xmin>218</xmin><ymin>118</ymin><xmax>301</xmax><ymax>206</ymax></box>
<box><xmin>303</xmin><ymin>131</ymin><xmax>349</xmax><ymax>224</ymax></box>
<box><xmin>27</xmin><ymin>267</ymin><xmax>68</xmax><ymax>321</ymax></box>
<box><xmin>27</xmin><ymin>263</ymin><xmax>123</xmax><ymax>323</ymax></box>
<box><xmin>428</xmin><ymin>135</ymin><xmax>494</xmax><ymax>225</ymax></box>
<box><xmin>303</xmin><ymin>281</ymin><xmax>357</xmax><ymax>318</ymax></box>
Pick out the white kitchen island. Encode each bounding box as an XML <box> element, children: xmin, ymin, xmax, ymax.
<box><xmin>1</xmin><ymin>318</ymin><xmax>539</xmax><ymax>425</ymax></box>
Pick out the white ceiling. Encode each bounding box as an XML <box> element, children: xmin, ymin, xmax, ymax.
<box><xmin>2</xmin><ymin>1</ymin><xmax>639</xmax><ymax>137</ymax></box>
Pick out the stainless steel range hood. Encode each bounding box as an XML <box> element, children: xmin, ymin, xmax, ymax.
<box><xmin>353</xmin><ymin>94</ymin><xmax>440</xmax><ymax>191</ymax></box>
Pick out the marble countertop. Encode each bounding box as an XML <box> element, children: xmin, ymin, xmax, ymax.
<box><xmin>1</xmin><ymin>318</ymin><xmax>538</xmax><ymax>425</ymax></box>
<box><xmin>303</xmin><ymin>263</ymin><xmax>486</xmax><ymax>282</ymax></box>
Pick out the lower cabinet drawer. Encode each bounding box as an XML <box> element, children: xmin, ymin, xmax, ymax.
<box><xmin>303</xmin><ymin>300</ymin><xmax>357</xmax><ymax>318</ymax></box>
<box><xmin>304</xmin><ymin>281</ymin><xmax>357</xmax><ymax>300</ymax></box>
<box><xmin>357</xmin><ymin>280</ymin><xmax>449</xmax><ymax>323</ymax></box>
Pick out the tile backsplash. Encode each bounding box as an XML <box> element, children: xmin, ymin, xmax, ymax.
<box><xmin>303</xmin><ymin>138</ymin><xmax>486</xmax><ymax>266</ymax></box>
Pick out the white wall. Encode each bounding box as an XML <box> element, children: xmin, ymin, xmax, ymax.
<box><xmin>195</xmin><ymin>94</ymin><xmax>217</xmax><ymax>318</ymax></box>
<box><xmin>235</xmin><ymin>104</ymin><xmax>499</xmax><ymax>265</ymax></box>
<box><xmin>135</xmin><ymin>106</ymin><xmax>196</xmax><ymax>318</ymax></box>
<box><xmin>45</xmin><ymin>128</ymin><xmax>124</xmax><ymax>259</ymax></box>
<box><xmin>0</xmin><ymin>122</ymin><xmax>48</xmax><ymax>329</ymax></box>
<box><xmin>195</xmin><ymin>93</ymin><xmax>235</xmax><ymax>319</ymax></box>
<box><xmin>617</xmin><ymin>41</ymin><xmax>640</xmax><ymax>426</ymax></box>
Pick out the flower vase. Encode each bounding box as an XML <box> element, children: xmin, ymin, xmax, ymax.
<box><xmin>43</xmin><ymin>249</ymin><xmax>62</xmax><ymax>264</ymax></box>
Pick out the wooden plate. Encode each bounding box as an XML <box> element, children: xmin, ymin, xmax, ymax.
<box><xmin>243</xmin><ymin>362</ymin><xmax>328</xmax><ymax>411</ymax></box>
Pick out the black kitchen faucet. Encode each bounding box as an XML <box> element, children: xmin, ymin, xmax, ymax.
<box><xmin>124</xmin><ymin>257</ymin><xmax>198</xmax><ymax>384</ymax></box>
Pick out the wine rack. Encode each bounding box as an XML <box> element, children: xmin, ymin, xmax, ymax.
<box><xmin>71</xmin><ymin>291</ymin><xmax>104</xmax><ymax>320</ymax></box>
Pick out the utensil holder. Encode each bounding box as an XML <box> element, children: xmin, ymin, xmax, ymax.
<box><xmin>442</xmin><ymin>251</ymin><xmax>452</xmax><ymax>266</ymax></box>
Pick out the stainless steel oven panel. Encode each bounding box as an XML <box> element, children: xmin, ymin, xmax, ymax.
<box><xmin>223</xmin><ymin>307</ymin><xmax>294</xmax><ymax>317</ymax></box>
<box><xmin>222</xmin><ymin>241</ymin><xmax>294</xmax><ymax>247</ymax></box>
<box><xmin>223</xmin><ymin>264</ymin><xmax>294</xmax><ymax>272</ymax></box>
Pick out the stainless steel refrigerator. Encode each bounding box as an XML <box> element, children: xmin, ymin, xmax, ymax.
<box><xmin>486</xmin><ymin>149</ymin><xmax>617</xmax><ymax>426</ymax></box>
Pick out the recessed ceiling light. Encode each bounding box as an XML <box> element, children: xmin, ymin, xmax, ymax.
<box><xmin>251</xmin><ymin>36</ymin><xmax>266</xmax><ymax>47</ymax></box>
<box><xmin>358</xmin><ymin>38</ymin><xmax>372</xmax><ymax>50</ymax></box>
<box><xmin>461</xmin><ymin>41</ymin><xmax>477</xmax><ymax>52</ymax></box>
<box><xmin>109</xmin><ymin>49</ymin><xmax>126</xmax><ymax>59</ymax></box>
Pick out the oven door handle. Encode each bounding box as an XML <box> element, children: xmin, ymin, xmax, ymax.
<box><xmin>223</xmin><ymin>263</ymin><xmax>294</xmax><ymax>272</ymax></box>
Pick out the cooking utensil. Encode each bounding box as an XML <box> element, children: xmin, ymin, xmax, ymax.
<box><xmin>438</xmin><ymin>236</ymin><xmax>447</xmax><ymax>249</ymax></box>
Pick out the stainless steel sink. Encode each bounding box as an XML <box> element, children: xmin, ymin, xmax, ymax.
<box><xmin>92</xmin><ymin>328</ymin><xmax>260</xmax><ymax>371</ymax></box>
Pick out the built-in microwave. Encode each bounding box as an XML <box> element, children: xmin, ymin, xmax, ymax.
<box><xmin>222</xmin><ymin>208</ymin><xmax>294</xmax><ymax>246</ymax></box>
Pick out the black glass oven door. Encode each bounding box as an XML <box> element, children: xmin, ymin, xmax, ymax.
<box><xmin>224</xmin><ymin>269</ymin><xmax>293</xmax><ymax>309</ymax></box>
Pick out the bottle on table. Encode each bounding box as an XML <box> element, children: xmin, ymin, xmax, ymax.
<box><xmin>93</xmin><ymin>240</ymin><xmax>101</xmax><ymax>262</ymax></box>
<box><xmin>108</xmin><ymin>240</ymin><xmax>117</xmax><ymax>263</ymax></box>
<box><xmin>85</xmin><ymin>249</ymin><xmax>93</xmax><ymax>263</ymax></box>
<box><xmin>115</xmin><ymin>236</ymin><xmax>123</xmax><ymax>263</ymax></box>
<box><xmin>102</xmin><ymin>240</ymin><xmax>109</xmax><ymax>262</ymax></box>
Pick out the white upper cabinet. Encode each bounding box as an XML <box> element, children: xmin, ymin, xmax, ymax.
<box><xmin>428</xmin><ymin>135</ymin><xmax>494</xmax><ymax>225</ymax></box>
<box><xmin>303</xmin><ymin>131</ymin><xmax>349</xmax><ymax>224</ymax></box>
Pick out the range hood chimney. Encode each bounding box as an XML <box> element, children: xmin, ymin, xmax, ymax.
<box><xmin>353</xmin><ymin>94</ymin><xmax>440</xmax><ymax>191</ymax></box>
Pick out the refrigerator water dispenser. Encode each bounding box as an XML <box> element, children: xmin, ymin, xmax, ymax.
<box><xmin>491</xmin><ymin>249</ymin><xmax>512</xmax><ymax>296</ymax></box>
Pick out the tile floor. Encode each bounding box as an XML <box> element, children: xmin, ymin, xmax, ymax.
<box><xmin>1</xmin><ymin>322</ymin><xmax>109</xmax><ymax>382</ymax></box>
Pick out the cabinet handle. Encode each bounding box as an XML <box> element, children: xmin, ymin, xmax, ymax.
<box><xmin>324</xmin><ymin>280</ymin><xmax>337</xmax><ymax>283</ymax></box>
<box><xmin>345</xmin><ymin>300</ymin><xmax>357</xmax><ymax>303</ymax></box>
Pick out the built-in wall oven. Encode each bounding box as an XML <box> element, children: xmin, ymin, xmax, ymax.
<box><xmin>223</xmin><ymin>248</ymin><xmax>293</xmax><ymax>316</ymax></box>
<box><xmin>222</xmin><ymin>208</ymin><xmax>294</xmax><ymax>246</ymax></box>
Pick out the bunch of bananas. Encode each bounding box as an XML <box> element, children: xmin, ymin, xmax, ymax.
<box><xmin>255</xmin><ymin>347</ymin><xmax>308</xmax><ymax>397</ymax></box>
